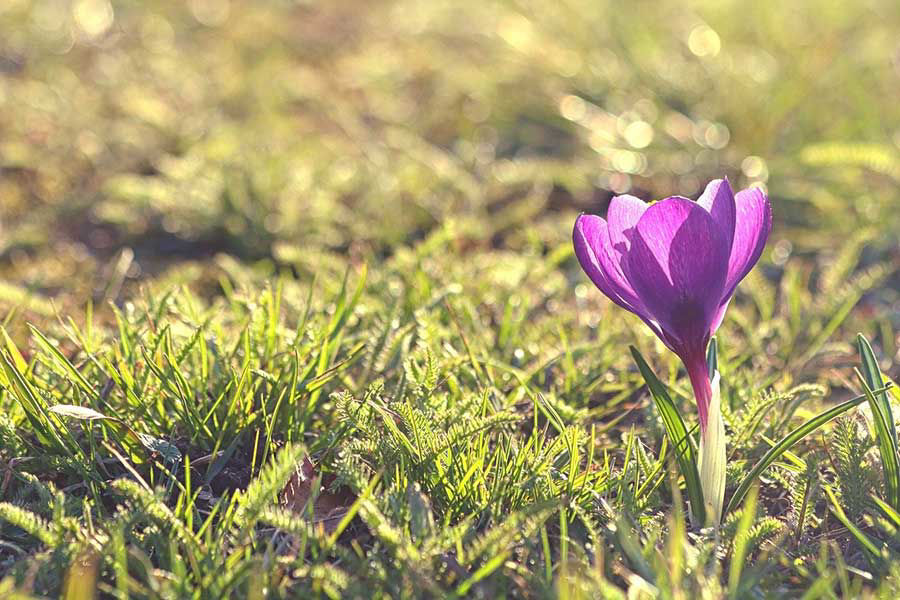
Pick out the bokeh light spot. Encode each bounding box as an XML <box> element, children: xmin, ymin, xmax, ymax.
<box><xmin>688</xmin><ymin>25</ymin><xmax>721</xmax><ymax>57</ymax></box>
<box><xmin>741</xmin><ymin>156</ymin><xmax>769</xmax><ymax>180</ymax></box>
<box><xmin>623</xmin><ymin>121</ymin><xmax>654</xmax><ymax>149</ymax></box>
<box><xmin>704</xmin><ymin>123</ymin><xmax>730</xmax><ymax>149</ymax></box>
<box><xmin>73</xmin><ymin>0</ymin><xmax>114</xmax><ymax>38</ymax></box>
<box><xmin>190</xmin><ymin>0</ymin><xmax>230</xmax><ymax>27</ymax></box>
<box><xmin>497</xmin><ymin>14</ymin><xmax>534</xmax><ymax>51</ymax></box>
<box><xmin>559</xmin><ymin>95</ymin><xmax>586</xmax><ymax>122</ymax></box>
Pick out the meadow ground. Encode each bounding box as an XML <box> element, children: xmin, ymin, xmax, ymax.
<box><xmin>1</xmin><ymin>1</ymin><xmax>900</xmax><ymax>598</ymax></box>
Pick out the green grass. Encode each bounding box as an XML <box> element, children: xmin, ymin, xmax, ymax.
<box><xmin>1</xmin><ymin>0</ymin><xmax>900</xmax><ymax>598</ymax></box>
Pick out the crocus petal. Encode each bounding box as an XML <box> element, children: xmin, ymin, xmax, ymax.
<box><xmin>574</xmin><ymin>214</ymin><xmax>668</xmax><ymax>342</ymax></box>
<box><xmin>721</xmin><ymin>186</ymin><xmax>772</xmax><ymax>300</ymax></box>
<box><xmin>708</xmin><ymin>296</ymin><xmax>731</xmax><ymax>336</ymax></box>
<box><xmin>697</xmin><ymin>178</ymin><xmax>736</xmax><ymax>251</ymax></box>
<box><xmin>596</xmin><ymin>195</ymin><xmax>648</xmax><ymax>306</ymax></box>
<box><xmin>606</xmin><ymin>194</ymin><xmax>648</xmax><ymax>257</ymax></box>
<box><xmin>595</xmin><ymin>224</ymin><xmax>641</xmax><ymax>301</ymax></box>
<box><xmin>573</xmin><ymin>214</ymin><xmax>639</xmax><ymax>312</ymax></box>
<box><xmin>624</xmin><ymin>197</ymin><xmax>730</xmax><ymax>349</ymax></box>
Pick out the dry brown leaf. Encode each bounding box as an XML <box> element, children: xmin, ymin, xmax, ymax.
<box><xmin>281</xmin><ymin>455</ymin><xmax>355</xmax><ymax>534</ymax></box>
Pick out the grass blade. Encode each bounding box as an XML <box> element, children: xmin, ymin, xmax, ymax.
<box><xmin>725</xmin><ymin>390</ymin><xmax>880</xmax><ymax>515</ymax></box>
<box><xmin>824</xmin><ymin>485</ymin><xmax>883</xmax><ymax>568</ymax></box>
<box><xmin>857</xmin><ymin>333</ymin><xmax>899</xmax><ymax>508</ymax></box>
<box><xmin>728</xmin><ymin>484</ymin><xmax>758</xmax><ymax>598</ymax></box>
<box><xmin>871</xmin><ymin>494</ymin><xmax>900</xmax><ymax>529</ymax></box>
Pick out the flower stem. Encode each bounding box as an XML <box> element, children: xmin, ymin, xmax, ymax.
<box><xmin>685</xmin><ymin>352</ymin><xmax>712</xmax><ymax>433</ymax></box>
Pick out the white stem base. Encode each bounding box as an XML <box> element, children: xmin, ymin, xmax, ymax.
<box><xmin>699</xmin><ymin>372</ymin><xmax>726</xmax><ymax>527</ymax></box>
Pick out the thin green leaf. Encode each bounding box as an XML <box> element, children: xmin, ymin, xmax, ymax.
<box><xmin>857</xmin><ymin>333</ymin><xmax>899</xmax><ymax>508</ymax></box>
<box><xmin>630</xmin><ymin>346</ymin><xmax>705</xmax><ymax>526</ymax></box>
<box><xmin>824</xmin><ymin>485</ymin><xmax>883</xmax><ymax>567</ymax></box>
<box><xmin>725</xmin><ymin>390</ymin><xmax>884</xmax><ymax>515</ymax></box>
<box><xmin>871</xmin><ymin>494</ymin><xmax>900</xmax><ymax>529</ymax></box>
<box><xmin>706</xmin><ymin>336</ymin><xmax>718</xmax><ymax>376</ymax></box>
<box><xmin>728</xmin><ymin>484</ymin><xmax>758</xmax><ymax>598</ymax></box>
<box><xmin>30</xmin><ymin>325</ymin><xmax>96</xmax><ymax>399</ymax></box>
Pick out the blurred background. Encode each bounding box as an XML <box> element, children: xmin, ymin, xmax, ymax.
<box><xmin>4</xmin><ymin>3</ymin><xmax>900</xmax><ymax>595</ymax></box>
<box><xmin>0</xmin><ymin>0</ymin><xmax>898</xmax><ymax>345</ymax></box>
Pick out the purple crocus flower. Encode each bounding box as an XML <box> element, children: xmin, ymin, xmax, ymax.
<box><xmin>573</xmin><ymin>178</ymin><xmax>772</xmax><ymax>432</ymax></box>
